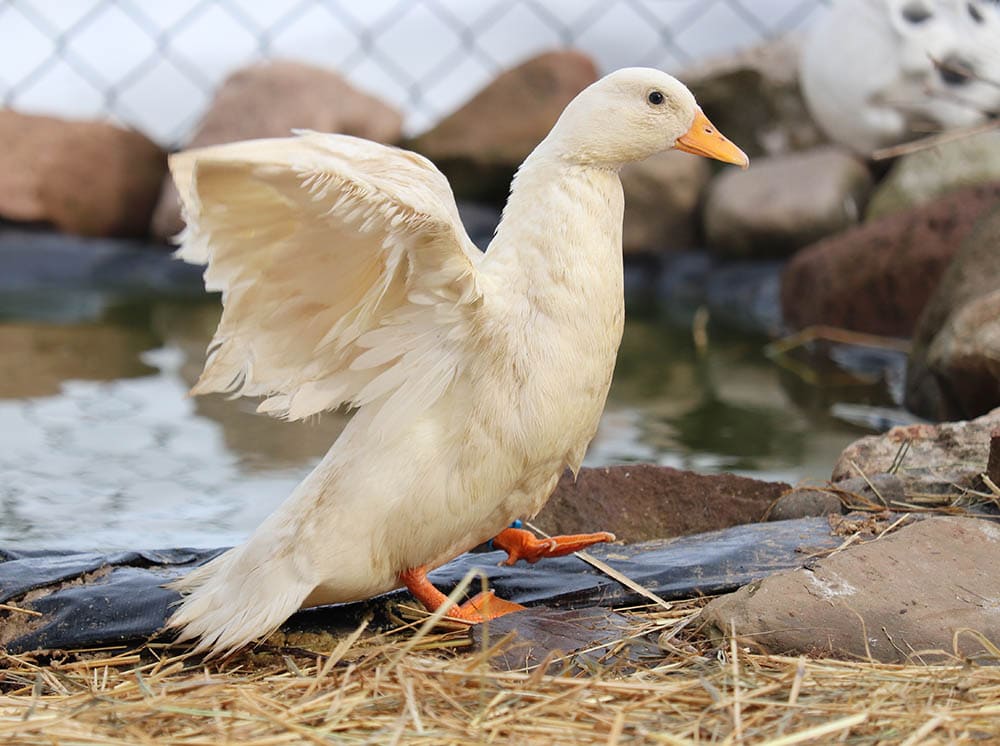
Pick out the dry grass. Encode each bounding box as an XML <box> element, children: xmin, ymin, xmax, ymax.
<box><xmin>2</xmin><ymin>598</ymin><xmax>999</xmax><ymax>745</ymax></box>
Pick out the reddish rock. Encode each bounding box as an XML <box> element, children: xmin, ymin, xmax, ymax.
<box><xmin>781</xmin><ymin>182</ymin><xmax>1000</xmax><ymax>337</ymax></box>
<box><xmin>701</xmin><ymin>516</ymin><xmax>1000</xmax><ymax>662</ymax></box>
<box><xmin>619</xmin><ymin>150</ymin><xmax>711</xmax><ymax>254</ymax></box>
<box><xmin>152</xmin><ymin>60</ymin><xmax>403</xmax><ymax>239</ymax></box>
<box><xmin>907</xmin><ymin>206</ymin><xmax>1000</xmax><ymax>420</ymax></box>
<box><xmin>0</xmin><ymin>111</ymin><xmax>165</xmax><ymax>238</ymax></box>
<box><xmin>703</xmin><ymin>146</ymin><xmax>872</xmax><ymax>258</ymax></box>
<box><xmin>533</xmin><ymin>464</ymin><xmax>789</xmax><ymax>543</ymax></box>
<box><xmin>832</xmin><ymin>406</ymin><xmax>1000</xmax><ymax>489</ymax></box>
<box><xmin>406</xmin><ymin>50</ymin><xmax>598</xmax><ymax>203</ymax></box>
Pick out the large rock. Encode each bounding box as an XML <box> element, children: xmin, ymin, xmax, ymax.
<box><xmin>151</xmin><ymin>60</ymin><xmax>403</xmax><ymax>239</ymax></box>
<box><xmin>0</xmin><ymin>111</ymin><xmax>165</xmax><ymax>238</ymax></box>
<box><xmin>701</xmin><ymin>516</ymin><xmax>1000</xmax><ymax>662</ymax></box>
<box><xmin>681</xmin><ymin>37</ymin><xmax>825</xmax><ymax>159</ymax></box>
<box><xmin>619</xmin><ymin>150</ymin><xmax>711</xmax><ymax>254</ymax></box>
<box><xmin>781</xmin><ymin>182</ymin><xmax>1000</xmax><ymax>337</ymax></box>
<box><xmin>533</xmin><ymin>465</ymin><xmax>788</xmax><ymax>544</ymax></box>
<box><xmin>906</xmin><ymin>206</ymin><xmax>1000</xmax><ymax>420</ymax></box>
<box><xmin>867</xmin><ymin>130</ymin><xmax>1000</xmax><ymax>219</ymax></box>
<box><xmin>703</xmin><ymin>146</ymin><xmax>871</xmax><ymax>258</ymax></box>
<box><xmin>832</xmin><ymin>406</ymin><xmax>1000</xmax><ymax>490</ymax></box>
<box><xmin>406</xmin><ymin>50</ymin><xmax>598</xmax><ymax>203</ymax></box>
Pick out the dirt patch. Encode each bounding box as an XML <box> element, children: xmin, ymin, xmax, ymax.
<box><xmin>0</xmin><ymin>566</ymin><xmax>111</xmax><ymax>647</ymax></box>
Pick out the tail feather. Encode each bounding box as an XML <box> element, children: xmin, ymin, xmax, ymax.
<box><xmin>165</xmin><ymin>540</ymin><xmax>314</xmax><ymax>657</ymax></box>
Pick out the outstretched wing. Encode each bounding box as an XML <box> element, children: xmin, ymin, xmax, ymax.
<box><xmin>172</xmin><ymin>131</ymin><xmax>483</xmax><ymax>432</ymax></box>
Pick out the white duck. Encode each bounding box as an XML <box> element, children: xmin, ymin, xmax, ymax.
<box><xmin>166</xmin><ymin>68</ymin><xmax>748</xmax><ymax>656</ymax></box>
<box><xmin>800</xmin><ymin>0</ymin><xmax>1000</xmax><ymax>154</ymax></box>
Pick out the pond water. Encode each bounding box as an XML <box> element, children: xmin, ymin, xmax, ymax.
<box><xmin>0</xmin><ymin>294</ymin><xmax>887</xmax><ymax>551</ymax></box>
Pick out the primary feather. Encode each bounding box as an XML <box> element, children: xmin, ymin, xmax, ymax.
<box><xmin>166</xmin><ymin>68</ymin><xmax>747</xmax><ymax>656</ymax></box>
<box><xmin>172</xmin><ymin>133</ymin><xmax>481</xmax><ymax>431</ymax></box>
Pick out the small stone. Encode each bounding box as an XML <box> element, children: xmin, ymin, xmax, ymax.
<box><xmin>151</xmin><ymin>60</ymin><xmax>403</xmax><ymax>239</ymax></box>
<box><xmin>767</xmin><ymin>488</ymin><xmax>843</xmax><ymax>521</ymax></box>
<box><xmin>781</xmin><ymin>182</ymin><xmax>1000</xmax><ymax>337</ymax></box>
<box><xmin>700</xmin><ymin>516</ymin><xmax>1000</xmax><ymax>662</ymax></box>
<box><xmin>407</xmin><ymin>50</ymin><xmax>598</xmax><ymax>203</ymax></box>
<box><xmin>867</xmin><ymin>130</ymin><xmax>1000</xmax><ymax>219</ymax></box>
<box><xmin>703</xmin><ymin>146</ymin><xmax>872</xmax><ymax>258</ymax></box>
<box><xmin>619</xmin><ymin>150</ymin><xmax>711</xmax><ymax>254</ymax></box>
<box><xmin>0</xmin><ymin>111</ymin><xmax>166</xmax><ymax>238</ymax></box>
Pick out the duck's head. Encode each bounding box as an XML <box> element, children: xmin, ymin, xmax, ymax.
<box><xmin>547</xmin><ymin>67</ymin><xmax>749</xmax><ymax>170</ymax></box>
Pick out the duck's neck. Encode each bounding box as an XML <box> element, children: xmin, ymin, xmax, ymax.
<box><xmin>483</xmin><ymin>146</ymin><xmax>625</xmax><ymax>291</ymax></box>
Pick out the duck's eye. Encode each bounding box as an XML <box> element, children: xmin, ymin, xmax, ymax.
<box><xmin>901</xmin><ymin>2</ymin><xmax>932</xmax><ymax>23</ymax></box>
<box><xmin>968</xmin><ymin>3</ymin><xmax>983</xmax><ymax>23</ymax></box>
<box><xmin>648</xmin><ymin>90</ymin><xmax>665</xmax><ymax>105</ymax></box>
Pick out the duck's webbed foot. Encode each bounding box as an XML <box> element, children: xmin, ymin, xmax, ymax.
<box><xmin>491</xmin><ymin>527</ymin><xmax>615</xmax><ymax>566</ymax></box>
<box><xmin>399</xmin><ymin>566</ymin><xmax>525</xmax><ymax>623</ymax></box>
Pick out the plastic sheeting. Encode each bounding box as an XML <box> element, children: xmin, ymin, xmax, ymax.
<box><xmin>1</xmin><ymin>518</ymin><xmax>843</xmax><ymax>653</ymax></box>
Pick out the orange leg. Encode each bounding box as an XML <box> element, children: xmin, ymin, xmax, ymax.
<box><xmin>399</xmin><ymin>566</ymin><xmax>525</xmax><ymax>623</ymax></box>
<box><xmin>491</xmin><ymin>527</ymin><xmax>615</xmax><ymax>566</ymax></box>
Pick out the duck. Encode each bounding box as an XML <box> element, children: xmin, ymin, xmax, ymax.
<box><xmin>799</xmin><ymin>0</ymin><xmax>1000</xmax><ymax>154</ymax></box>
<box><xmin>165</xmin><ymin>67</ymin><xmax>748</xmax><ymax>656</ymax></box>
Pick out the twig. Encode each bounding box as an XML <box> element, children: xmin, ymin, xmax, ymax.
<box><xmin>872</xmin><ymin>119</ymin><xmax>1000</xmax><ymax>161</ymax></box>
<box><xmin>526</xmin><ymin>521</ymin><xmax>672</xmax><ymax>612</ymax></box>
<box><xmin>0</xmin><ymin>603</ymin><xmax>42</xmax><ymax>617</ymax></box>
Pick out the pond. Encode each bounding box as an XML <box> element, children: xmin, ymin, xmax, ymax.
<box><xmin>0</xmin><ymin>285</ymin><xmax>893</xmax><ymax>551</ymax></box>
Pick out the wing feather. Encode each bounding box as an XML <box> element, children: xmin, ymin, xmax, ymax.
<box><xmin>172</xmin><ymin>132</ymin><xmax>482</xmax><ymax>430</ymax></box>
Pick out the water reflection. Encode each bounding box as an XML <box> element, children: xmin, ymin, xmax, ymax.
<box><xmin>150</xmin><ymin>303</ymin><xmax>348</xmax><ymax>471</ymax></box>
<box><xmin>593</xmin><ymin>320</ymin><xmax>868</xmax><ymax>481</ymax></box>
<box><xmin>0</xmin><ymin>321</ymin><xmax>156</xmax><ymax>398</ymax></box>
<box><xmin>0</xmin><ymin>297</ymin><xmax>868</xmax><ymax>549</ymax></box>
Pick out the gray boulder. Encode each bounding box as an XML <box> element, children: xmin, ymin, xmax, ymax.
<box><xmin>704</xmin><ymin>146</ymin><xmax>872</xmax><ymax>258</ymax></box>
<box><xmin>867</xmin><ymin>130</ymin><xmax>1000</xmax><ymax>219</ymax></box>
<box><xmin>906</xmin><ymin>205</ymin><xmax>1000</xmax><ymax>420</ymax></box>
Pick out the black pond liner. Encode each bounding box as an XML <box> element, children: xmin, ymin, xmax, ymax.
<box><xmin>0</xmin><ymin>517</ymin><xmax>842</xmax><ymax>653</ymax></box>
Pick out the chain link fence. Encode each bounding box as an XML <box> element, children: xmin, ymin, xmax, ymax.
<box><xmin>0</xmin><ymin>0</ymin><xmax>828</xmax><ymax>144</ymax></box>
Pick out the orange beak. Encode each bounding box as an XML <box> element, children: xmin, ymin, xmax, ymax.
<box><xmin>674</xmin><ymin>109</ymin><xmax>749</xmax><ymax>169</ymax></box>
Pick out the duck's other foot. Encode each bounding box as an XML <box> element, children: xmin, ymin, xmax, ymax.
<box><xmin>492</xmin><ymin>527</ymin><xmax>616</xmax><ymax>566</ymax></box>
<box><xmin>399</xmin><ymin>566</ymin><xmax>526</xmax><ymax>623</ymax></box>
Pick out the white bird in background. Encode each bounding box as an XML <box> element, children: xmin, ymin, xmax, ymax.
<box><xmin>165</xmin><ymin>67</ymin><xmax>748</xmax><ymax>656</ymax></box>
<box><xmin>800</xmin><ymin>0</ymin><xmax>1000</xmax><ymax>154</ymax></box>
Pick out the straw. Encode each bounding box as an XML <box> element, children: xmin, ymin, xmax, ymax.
<box><xmin>3</xmin><ymin>597</ymin><xmax>1000</xmax><ymax>745</ymax></box>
